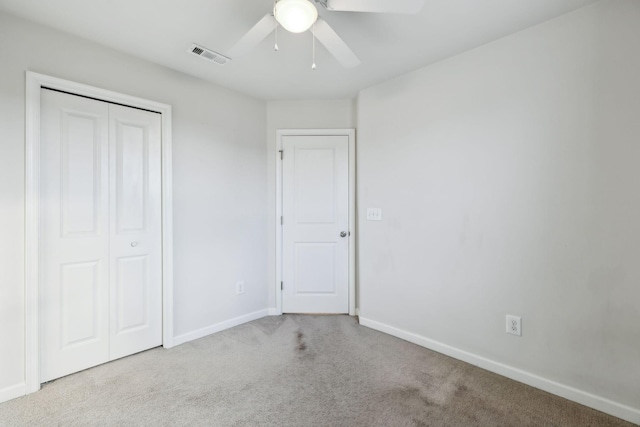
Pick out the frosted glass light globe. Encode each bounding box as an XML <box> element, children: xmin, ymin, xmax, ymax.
<box><xmin>275</xmin><ymin>0</ymin><xmax>318</xmax><ymax>33</ymax></box>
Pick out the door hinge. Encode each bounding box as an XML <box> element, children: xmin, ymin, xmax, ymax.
<box><xmin>281</xmin><ymin>281</ymin><xmax>283</xmax><ymax>290</ymax></box>
<box><xmin>279</xmin><ymin>150</ymin><xmax>283</xmax><ymax>160</ymax></box>
<box><xmin>280</xmin><ymin>216</ymin><xmax>283</xmax><ymax>225</ymax></box>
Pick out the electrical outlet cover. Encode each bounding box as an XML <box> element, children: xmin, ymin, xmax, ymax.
<box><xmin>236</xmin><ymin>281</ymin><xmax>245</xmax><ymax>295</ymax></box>
<box><xmin>506</xmin><ymin>315</ymin><xmax>522</xmax><ymax>336</ymax></box>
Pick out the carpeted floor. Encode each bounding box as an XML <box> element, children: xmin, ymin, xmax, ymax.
<box><xmin>0</xmin><ymin>315</ymin><xmax>633</xmax><ymax>426</ymax></box>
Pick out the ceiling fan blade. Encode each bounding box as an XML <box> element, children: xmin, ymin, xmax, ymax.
<box><xmin>227</xmin><ymin>14</ymin><xmax>277</xmax><ymax>58</ymax></box>
<box><xmin>311</xmin><ymin>18</ymin><xmax>361</xmax><ymax>68</ymax></box>
<box><xmin>324</xmin><ymin>0</ymin><xmax>424</xmax><ymax>14</ymax></box>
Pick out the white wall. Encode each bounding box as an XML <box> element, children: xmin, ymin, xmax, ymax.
<box><xmin>0</xmin><ymin>12</ymin><xmax>267</xmax><ymax>399</ymax></box>
<box><xmin>266</xmin><ymin>100</ymin><xmax>356</xmax><ymax>311</ymax></box>
<box><xmin>357</xmin><ymin>0</ymin><xmax>640</xmax><ymax>422</ymax></box>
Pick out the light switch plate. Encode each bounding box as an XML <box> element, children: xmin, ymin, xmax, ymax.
<box><xmin>366</xmin><ymin>208</ymin><xmax>382</xmax><ymax>221</ymax></box>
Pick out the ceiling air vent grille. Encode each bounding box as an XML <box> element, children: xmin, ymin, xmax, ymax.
<box><xmin>189</xmin><ymin>43</ymin><xmax>230</xmax><ymax>65</ymax></box>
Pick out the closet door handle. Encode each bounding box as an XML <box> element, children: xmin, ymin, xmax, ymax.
<box><xmin>130</xmin><ymin>242</ymin><xmax>138</xmax><ymax>247</ymax></box>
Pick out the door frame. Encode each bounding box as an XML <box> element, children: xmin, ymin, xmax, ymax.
<box><xmin>275</xmin><ymin>129</ymin><xmax>356</xmax><ymax>315</ymax></box>
<box><xmin>25</xmin><ymin>71</ymin><xmax>174</xmax><ymax>394</ymax></box>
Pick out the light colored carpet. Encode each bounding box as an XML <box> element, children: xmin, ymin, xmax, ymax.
<box><xmin>0</xmin><ymin>315</ymin><xmax>633</xmax><ymax>426</ymax></box>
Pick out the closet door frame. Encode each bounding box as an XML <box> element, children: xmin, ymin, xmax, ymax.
<box><xmin>25</xmin><ymin>71</ymin><xmax>174</xmax><ymax>394</ymax></box>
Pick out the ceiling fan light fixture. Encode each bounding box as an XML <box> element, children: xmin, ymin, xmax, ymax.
<box><xmin>275</xmin><ymin>0</ymin><xmax>318</xmax><ymax>33</ymax></box>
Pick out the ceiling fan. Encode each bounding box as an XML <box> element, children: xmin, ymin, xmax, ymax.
<box><xmin>227</xmin><ymin>0</ymin><xmax>425</xmax><ymax>68</ymax></box>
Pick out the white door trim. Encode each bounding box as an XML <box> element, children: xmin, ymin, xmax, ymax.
<box><xmin>25</xmin><ymin>71</ymin><xmax>174</xmax><ymax>394</ymax></box>
<box><xmin>275</xmin><ymin>129</ymin><xmax>356</xmax><ymax>316</ymax></box>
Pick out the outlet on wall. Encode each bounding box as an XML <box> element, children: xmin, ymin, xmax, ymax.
<box><xmin>236</xmin><ymin>281</ymin><xmax>245</xmax><ymax>295</ymax></box>
<box><xmin>506</xmin><ymin>315</ymin><xmax>522</xmax><ymax>336</ymax></box>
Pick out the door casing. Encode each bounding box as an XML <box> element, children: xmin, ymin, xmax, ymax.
<box><xmin>275</xmin><ymin>129</ymin><xmax>356</xmax><ymax>316</ymax></box>
<box><xmin>25</xmin><ymin>71</ymin><xmax>174</xmax><ymax>394</ymax></box>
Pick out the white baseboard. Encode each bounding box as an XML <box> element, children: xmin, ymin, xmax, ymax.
<box><xmin>0</xmin><ymin>383</ymin><xmax>26</xmax><ymax>404</ymax></box>
<box><xmin>173</xmin><ymin>309</ymin><xmax>268</xmax><ymax>346</ymax></box>
<box><xmin>267</xmin><ymin>308</ymin><xmax>280</xmax><ymax>316</ymax></box>
<box><xmin>359</xmin><ymin>317</ymin><xmax>640</xmax><ymax>425</ymax></box>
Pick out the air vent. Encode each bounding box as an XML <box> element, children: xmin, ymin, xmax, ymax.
<box><xmin>188</xmin><ymin>43</ymin><xmax>230</xmax><ymax>65</ymax></box>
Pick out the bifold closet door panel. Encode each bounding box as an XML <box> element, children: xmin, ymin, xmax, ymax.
<box><xmin>108</xmin><ymin>104</ymin><xmax>162</xmax><ymax>360</ymax></box>
<box><xmin>40</xmin><ymin>89</ymin><xmax>111</xmax><ymax>382</ymax></box>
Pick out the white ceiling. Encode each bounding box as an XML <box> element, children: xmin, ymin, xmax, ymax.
<box><xmin>0</xmin><ymin>0</ymin><xmax>598</xmax><ymax>100</ymax></box>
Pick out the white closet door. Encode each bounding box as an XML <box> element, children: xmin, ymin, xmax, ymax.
<box><xmin>108</xmin><ymin>104</ymin><xmax>162</xmax><ymax>360</ymax></box>
<box><xmin>40</xmin><ymin>90</ymin><xmax>163</xmax><ymax>382</ymax></box>
<box><xmin>40</xmin><ymin>90</ymin><xmax>110</xmax><ymax>382</ymax></box>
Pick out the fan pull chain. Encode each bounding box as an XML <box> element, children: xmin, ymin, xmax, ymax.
<box><xmin>311</xmin><ymin>23</ymin><xmax>317</xmax><ymax>70</ymax></box>
<box><xmin>274</xmin><ymin>0</ymin><xmax>279</xmax><ymax>51</ymax></box>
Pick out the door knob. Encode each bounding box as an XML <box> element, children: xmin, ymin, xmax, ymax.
<box><xmin>340</xmin><ymin>231</ymin><xmax>347</xmax><ymax>238</ymax></box>
<box><xmin>130</xmin><ymin>242</ymin><xmax>138</xmax><ymax>247</ymax></box>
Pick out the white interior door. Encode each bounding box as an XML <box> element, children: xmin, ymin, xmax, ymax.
<box><xmin>108</xmin><ymin>104</ymin><xmax>162</xmax><ymax>360</ymax></box>
<box><xmin>40</xmin><ymin>90</ymin><xmax>162</xmax><ymax>382</ymax></box>
<box><xmin>41</xmin><ymin>90</ymin><xmax>110</xmax><ymax>382</ymax></box>
<box><xmin>281</xmin><ymin>135</ymin><xmax>350</xmax><ymax>313</ymax></box>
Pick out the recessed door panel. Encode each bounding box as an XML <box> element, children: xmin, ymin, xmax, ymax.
<box><xmin>282</xmin><ymin>135</ymin><xmax>349</xmax><ymax>313</ymax></box>
<box><xmin>294</xmin><ymin>243</ymin><xmax>337</xmax><ymax>294</ymax></box>
<box><xmin>117</xmin><ymin>123</ymin><xmax>147</xmax><ymax>233</ymax></box>
<box><xmin>115</xmin><ymin>255</ymin><xmax>149</xmax><ymax>333</ymax></box>
<box><xmin>62</xmin><ymin>112</ymin><xmax>101</xmax><ymax>236</ymax></box>
<box><xmin>295</xmin><ymin>148</ymin><xmax>336</xmax><ymax>224</ymax></box>
<box><xmin>61</xmin><ymin>261</ymin><xmax>101</xmax><ymax>347</ymax></box>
